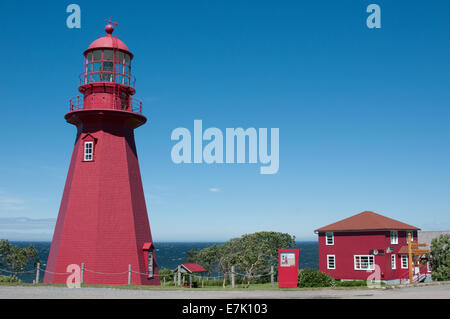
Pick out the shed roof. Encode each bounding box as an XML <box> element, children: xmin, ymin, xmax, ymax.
<box><xmin>174</xmin><ymin>263</ymin><xmax>206</xmax><ymax>274</ymax></box>
<box><xmin>315</xmin><ymin>211</ymin><xmax>420</xmax><ymax>233</ymax></box>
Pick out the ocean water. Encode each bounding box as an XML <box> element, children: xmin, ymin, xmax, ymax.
<box><xmin>5</xmin><ymin>241</ymin><xmax>318</xmax><ymax>283</ymax></box>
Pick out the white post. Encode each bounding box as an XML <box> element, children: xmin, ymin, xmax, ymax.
<box><xmin>271</xmin><ymin>266</ymin><xmax>274</xmax><ymax>288</ymax></box>
<box><xmin>163</xmin><ymin>276</ymin><xmax>166</xmax><ymax>287</ymax></box>
<box><xmin>177</xmin><ymin>266</ymin><xmax>181</xmax><ymax>286</ymax></box>
<box><xmin>35</xmin><ymin>262</ymin><xmax>40</xmax><ymax>284</ymax></box>
<box><xmin>231</xmin><ymin>266</ymin><xmax>235</xmax><ymax>288</ymax></box>
<box><xmin>128</xmin><ymin>264</ymin><xmax>132</xmax><ymax>285</ymax></box>
<box><xmin>189</xmin><ymin>274</ymin><xmax>192</xmax><ymax>288</ymax></box>
<box><xmin>81</xmin><ymin>263</ymin><xmax>85</xmax><ymax>285</ymax></box>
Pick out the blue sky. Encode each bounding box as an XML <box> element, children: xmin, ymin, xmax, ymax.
<box><xmin>0</xmin><ymin>0</ymin><xmax>449</xmax><ymax>241</ymax></box>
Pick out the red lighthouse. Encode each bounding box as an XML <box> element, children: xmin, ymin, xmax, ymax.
<box><xmin>44</xmin><ymin>24</ymin><xmax>159</xmax><ymax>285</ymax></box>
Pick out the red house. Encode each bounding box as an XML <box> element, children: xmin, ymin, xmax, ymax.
<box><xmin>315</xmin><ymin>211</ymin><xmax>429</xmax><ymax>284</ymax></box>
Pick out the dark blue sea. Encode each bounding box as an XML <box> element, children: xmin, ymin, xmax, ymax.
<box><xmin>5</xmin><ymin>241</ymin><xmax>318</xmax><ymax>283</ymax></box>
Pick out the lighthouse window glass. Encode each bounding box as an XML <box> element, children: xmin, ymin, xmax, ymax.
<box><xmin>93</xmin><ymin>63</ymin><xmax>101</xmax><ymax>72</ymax></box>
<box><xmin>93</xmin><ymin>50</ymin><xmax>102</xmax><ymax>61</ymax></box>
<box><xmin>115</xmin><ymin>51</ymin><xmax>125</xmax><ymax>64</ymax></box>
<box><xmin>125</xmin><ymin>54</ymin><xmax>131</xmax><ymax>65</ymax></box>
<box><xmin>103</xmin><ymin>49</ymin><xmax>113</xmax><ymax>61</ymax></box>
<box><xmin>84</xmin><ymin>142</ymin><xmax>93</xmax><ymax>161</ymax></box>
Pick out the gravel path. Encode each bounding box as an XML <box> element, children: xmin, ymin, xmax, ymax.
<box><xmin>0</xmin><ymin>283</ymin><xmax>449</xmax><ymax>299</ymax></box>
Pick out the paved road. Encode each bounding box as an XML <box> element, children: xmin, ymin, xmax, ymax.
<box><xmin>0</xmin><ymin>283</ymin><xmax>449</xmax><ymax>299</ymax></box>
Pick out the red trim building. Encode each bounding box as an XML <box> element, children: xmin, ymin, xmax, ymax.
<box><xmin>315</xmin><ymin>211</ymin><xmax>430</xmax><ymax>284</ymax></box>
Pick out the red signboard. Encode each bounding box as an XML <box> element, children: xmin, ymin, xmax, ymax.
<box><xmin>278</xmin><ymin>249</ymin><xmax>299</xmax><ymax>288</ymax></box>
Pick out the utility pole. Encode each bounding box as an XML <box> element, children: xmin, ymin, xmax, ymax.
<box><xmin>408</xmin><ymin>232</ymin><xmax>413</xmax><ymax>284</ymax></box>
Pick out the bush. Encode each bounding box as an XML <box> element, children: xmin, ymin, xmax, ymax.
<box><xmin>335</xmin><ymin>280</ymin><xmax>368</xmax><ymax>287</ymax></box>
<box><xmin>0</xmin><ymin>275</ymin><xmax>20</xmax><ymax>283</ymax></box>
<box><xmin>158</xmin><ymin>268</ymin><xmax>174</xmax><ymax>282</ymax></box>
<box><xmin>298</xmin><ymin>269</ymin><xmax>335</xmax><ymax>288</ymax></box>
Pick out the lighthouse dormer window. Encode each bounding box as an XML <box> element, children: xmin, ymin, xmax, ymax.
<box><xmin>84</xmin><ymin>142</ymin><xmax>94</xmax><ymax>161</ymax></box>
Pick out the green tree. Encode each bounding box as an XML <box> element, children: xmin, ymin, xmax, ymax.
<box><xmin>184</xmin><ymin>248</ymin><xmax>197</xmax><ymax>263</ymax></box>
<box><xmin>429</xmin><ymin>234</ymin><xmax>450</xmax><ymax>281</ymax></box>
<box><xmin>0</xmin><ymin>239</ymin><xmax>40</xmax><ymax>277</ymax></box>
<box><xmin>233</xmin><ymin>232</ymin><xmax>296</xmax><ymax>287</ymax></box>
<box><xmin>196</xmin><ymin>231</ymin><xmax>296</xmax><ymax>287</ymax></box>
<box><xmin>196</xmin><ymin>244</ymin><xmax>222</xmax><ymax>277</ymax></box>
<box><xmin>158</xmin><ymin>267</ymin><xmax>175</xmax><ymax>283</ymax></box>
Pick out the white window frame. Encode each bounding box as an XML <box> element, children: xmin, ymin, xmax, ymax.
<box><xmin>390</xmin><ymin>231</ymin><xmax>398</xmax><ymax>244</ymax></box>
<box><xmin>325</xmin><ymin>232</ymin><xmax>334</xmax><ymax>245</ymax></box>
<box><xmin>391</xmin><ymin>254</ymin><xmax>396</xmax><ymax>269</ymax></box>
<box><xmin>327</xmin><ymin>255</ymin><xmax>336</xmax><ymax>270</ymax></box>
<box><xmin>84</xmin><ymin>141</ymin><xmax>94</xmax><ymax>161</ymax></box>
<box><xmin>401</xmin><ymin>255</ymin><xmax>408</xmax><ymax>269</ymax></box>
<box><xmin>407</xmin><ymin>231</ymin><xmax>414</xmax><ymax>242</ymax></box>
<box><xmin>354</xmin><ymin>255</ymin><xmax>375</xmax><ymax>270</ymax></box>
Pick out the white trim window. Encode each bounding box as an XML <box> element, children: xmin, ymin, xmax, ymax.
<box><xmin>401</xmin><ymin>255</ymin><xmax>408</xmax><ymax>269</ymax></box>
<box><xmin>354</xmin><ymin>255</ymin><xmax>375</xmax><ymax>270</ymax></box>
<box><xmin>407</xmin><ymin>231</ymin><xmax>414</xmax><ymax>242</ymax></box>
<box><xmin>390</xmin><ymin>231</ymin><xmax>398</xmax><ymax>244</ymax></box>
<box><xmin>391</xmin><ymin>254</ymin><xmax>396</xmax><ymax>269</ymax></box>
<box><xmin>325</xmin><ymin>232</ymin><xmax>334</xmax><ymax>245</ymax></box>
<box><xmin>327</xmin><ymin>255</ymin><xmax>336</xmax><ymax>270</ymax></box>
<box><xmin>84</xmin><ymin>141</ymin><xmax>94</xmax><ymax>161</ymax></box>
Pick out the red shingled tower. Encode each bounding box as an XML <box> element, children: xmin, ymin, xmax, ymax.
<box><xmin>44</xmin><ymin>24</ymin><xmax>159</xmax><ymax>285</ymax></box>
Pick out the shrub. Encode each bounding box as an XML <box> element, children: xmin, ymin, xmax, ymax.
<box><xmin>158</xmin><ymin>268</ymin><xmax>174</xmax><ymax>282</ymax></box>
<box><xmin>335</xmin><ymin>280</ymin><xmax>368</xmax><ymax>287</ymax></box>
<box><xmin>0</xmin><ymin>275</ymin><xmax>20</xmax><ymax>283</ymax></box>
<box><xmin>298</xmin><ymin>269</ymin><xmax>335</xmax><ymax>288</ymax></box>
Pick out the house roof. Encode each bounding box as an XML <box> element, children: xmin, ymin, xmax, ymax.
<box><xmin>315</xmin><ymin>211</ymin><xmax>420</xmax><ymax>233</ymax></box>
<box><xmin>174</xmin><ymin>263</ymin><xmax>206</xmax><ymax>274</ymax></box>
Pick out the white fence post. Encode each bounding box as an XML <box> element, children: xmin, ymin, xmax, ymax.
<box><xmin>128</xmin><ymin>264</ymin><xmax>132</xmax><ymax>285</ymax></box>
<box><xmin>81</xmin><ymin>263</ymin><xmax>85</xmax><ymax>285</ymax></box>
<box><xmin>35</xmin><ymin>262</ymin><xmax>40</xmax><ymax>284</ymax></box>
<box><xmin>271</xmin><ymin>266</ymin><xmax>274</xmax><ymax>288</ymax></box>
<box><xmin>231</xmin><ymin>266</ymin><xmax>235</xmax><ymax>288</ymax></box>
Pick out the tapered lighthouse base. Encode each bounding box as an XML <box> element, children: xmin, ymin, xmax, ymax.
<box><xmin>44</xmin><ymin>110</ymin><xmax>159</xmax><ymax>285</ymax></box>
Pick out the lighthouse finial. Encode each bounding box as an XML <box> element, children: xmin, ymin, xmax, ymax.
<box><xmin>105</xmin><ymin>18</ymin><xmax>118</xmax><ymax>35</ymax></box>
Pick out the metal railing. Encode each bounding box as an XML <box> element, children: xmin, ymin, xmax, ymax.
<box><xmin>69</xmin><ymin>94</ymin><xmax>143</xmax><ymax>115</ymax></box>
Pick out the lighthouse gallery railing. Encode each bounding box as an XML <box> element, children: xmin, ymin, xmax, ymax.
<box><xmin>68</xmin><ymin>94</ymin><xmax>143</xmax><ymax>115</ymax></box>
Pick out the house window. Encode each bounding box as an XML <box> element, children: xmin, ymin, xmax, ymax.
<box><xmin>84</xmin><ymin>142</ymin><xmax>93</xmax><ymax>161</ymax></box>
<box><xmin>390</xmin><ymin>231</ymin><xmax>398</xmax><ymax>244</ymax></box>
<box><xmin>354</xmin><ymin>255</ymin><xmax>375</xmax><ymax>270</ymax></box>
<box><xmin>327</xmin><ymin>255</ymin><xmax>335</xmax><ymax>270</ymax></box>
<box><xmin>391</xmin><ymin>254</ymin><xmax>396</xmax><ymax>269</ymax></box>
<box><xmin>407</xmin><ymin>231</ymin><xmax>414</xmax><ymax>242</ymax></box>
<box><xmin>325</xmin><ymin>232</ymin><xmax>334</xmax><ymax>245</ymax></box>
<box><xmin>401</xmin><ymin>255</ymin><xmax>408</xmax><ymax>269</ymax></box>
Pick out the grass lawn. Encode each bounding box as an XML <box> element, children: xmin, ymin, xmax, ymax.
<box><xmin>0</xmin><ymin>281</ymin><xmax>388</xmax><ymax>291</ymax></box>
